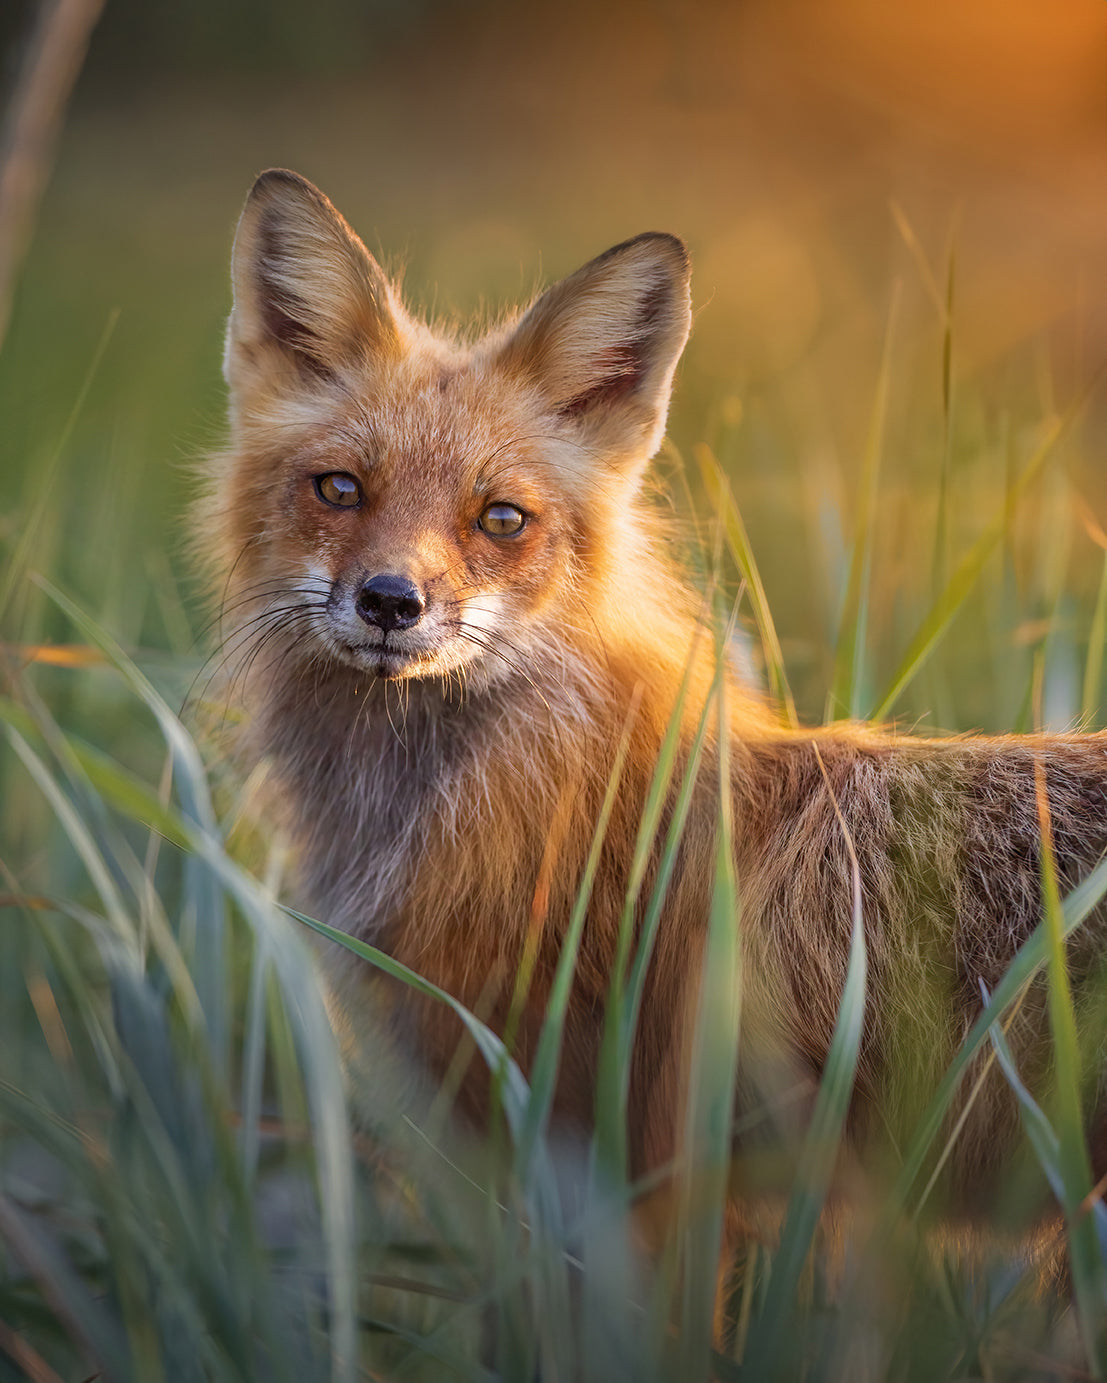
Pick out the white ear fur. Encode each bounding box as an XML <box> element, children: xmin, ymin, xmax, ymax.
<box><xmin>223</xmin><ymin>168</ymin><xmax>403</xmax><ymax>396</ymax></box>
<box><xmin>497</xmin><ymin>233</ymin><xmax>692</xmax><ymax>469</ymax></box>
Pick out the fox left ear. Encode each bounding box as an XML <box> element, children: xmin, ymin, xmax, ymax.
<box><xmin>496</xmin><ymin>233</ymin><xmax>692</xmax><ymax>472</ymax></box>
<box><xmin>224</xmin><ymin>169</ymin><xmax>404</xmax><ymax>407</ymax></box>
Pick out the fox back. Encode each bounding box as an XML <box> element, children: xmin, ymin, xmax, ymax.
<box><xmin>202</xmin><ymin>170</ymin><xmax>1107</xmax><ymax>1224</ymax></box>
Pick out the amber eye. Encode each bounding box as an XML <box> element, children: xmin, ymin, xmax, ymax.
<box><xmin>479</xmin><ymin>502</ymin><xmax>526</xmax><ymax>537</ymax></box>
<box><xmin>314</xmin><ymin>473</ymin><xmax>361</xmax><ymax>507</ymax></box>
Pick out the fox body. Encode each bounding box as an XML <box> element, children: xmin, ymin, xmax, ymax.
<box><xmin>203</xmin><ymin>169</ymin><xmax>1107</xmax><ymax>1220</ymax></box>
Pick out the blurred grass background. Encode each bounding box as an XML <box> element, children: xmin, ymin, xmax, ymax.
<box><xmin>4</xmin><ymin>2</ymin><xmax>1107</xmax><ymax>1378</ymax></box>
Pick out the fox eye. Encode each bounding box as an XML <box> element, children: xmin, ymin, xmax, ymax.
<box><xmin>314</xmin><ymin>472</ymin><xmax>361</xmax><ymax>507</ymax></box>
<box><xmin>479</xmin><ymin>502</ymin><xmax>526</xmax><ymax>537</ymax></box>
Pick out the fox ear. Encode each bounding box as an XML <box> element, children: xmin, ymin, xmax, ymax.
<box><xmin>224</xmin><ymin>169</ymin><xmax>402</xmax><ymax>398</ymax></box>
<box><xmin>497</xmin><ymin>233</ymin><xmax>692</xmax><ymax>468</ymax></box>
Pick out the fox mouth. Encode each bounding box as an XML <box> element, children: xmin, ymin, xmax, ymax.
<box><xmin>337</xmin><ymin>638</ymin><xmax>424</xmax><ymax>680</ymax></box>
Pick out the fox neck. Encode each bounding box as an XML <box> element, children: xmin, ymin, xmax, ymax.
<box><xmin>252</xmin><ymin>623</ymin><xmax>646</xmax><ymax>940</ymax></box>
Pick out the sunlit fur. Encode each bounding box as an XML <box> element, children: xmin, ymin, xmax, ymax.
<box><xmin>200</xmin><ymin>170</ymin><xmax>1107</xmax><ymax>1246</ymax></box>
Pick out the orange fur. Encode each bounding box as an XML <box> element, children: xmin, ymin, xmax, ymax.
<box><xmin>200</xmin><ymin>170</ymin><xmax>1107</xmax><ymax>1233</ymax></box>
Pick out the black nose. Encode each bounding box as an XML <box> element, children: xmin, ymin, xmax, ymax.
<box><xmin>355</xmin><ymin>573</ymin><xmax>426</xmax><ymax>632</ymax></box>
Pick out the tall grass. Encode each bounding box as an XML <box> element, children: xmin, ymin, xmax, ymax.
<box><xmin>4</xmin><ymin>222</ymin><xmax>1107</xmax><ymax>1379</ymax></box>
<box><xmin>5</xmin><ymin>459</ymin><xmax>1107</xmax><ymax>1382</ymax></box>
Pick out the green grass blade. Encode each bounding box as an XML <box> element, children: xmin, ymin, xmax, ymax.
<box><xmin>284</xmin><ymin>904</ymin><xmax>567</xmax><ymax>1379</ymax></box>
<box><xmin>1082</xmin><ymin>545</ymin><xmax>1107</xmax><ymax>725</ymax></box>
<box><xmin>0</xmin><ymin>696</ymin><xmax>205</xmax><ymax>1035</ymax></box>
<box><xmin>586</xmin><ymin>676</ymin><xmax>718</xmax><ymax>1383</ymax></box>
<box><xmin>1034</xmin><ymin>766</ymin><xmax>1104</xmax><ymax>1373</ymax></box>
<box><xmin>516</xmin><ymin>690</ymin><xmax>641</xmax><ymax>1179</ymax></box>
<box><xmin>593</xmin><ymin>642</ymin><xmax>702</xmax><ymax>1181</ymax></box>
<box><xmin>65</xmin><ymin>734</ymin><xmax>193</xmax><ymax>851</ymax></box>
<box><xmin>240</xmin><ymin>945</ymin><xmax>269</xmax><ymax>1181</ymax></box>
<box><xmin>827</xmin><ymin>282</ymin><xmax>900</xmax><ymax>721</ymax></box>
<box><xmin>931</xmin><ymin>245</ymin><xmax>956</xmax><ymax>601</ymax></box>
<box><xmin>284</xmin><ymin>907</ymin><xmax>532</xmax><ymax>1136</ymax></box>
<box><xmin>581</xmin><ymin>641</ymin><xmax>712</xmax><ymax>1383</ymax></box>
<box><xmin>987</xmin><ymin>1018</ymin><xmax>1105</xmax><ymax>1375</ymax></box>
<box><xmin>697</xmin><ymin>446</ymin><xmax>797</xmax><ymax>727</ymax></box>
<box><xmin>31</xmin><ymin>577</ymin><xmax>218</xmax><ymax>833</ymax></box>
<box><xmin>988</xmin><ymin>1021</ymin><xmax>1063</xmax><ymax>1197</ymax></box>
<box><xmin>869</xmin><ymin>407</ymin><xmax>1076</xmax><ymax>722</ymax></box>
<box><xmin>674</xmin><ymin>667</ymin><xmax>741</xmax><ymax>1381</ymax></box>
<box><xmin>742</xmin><ymin>754</ymin><xmax>867</xmax><ymax>1379</ymax></box>
<box><xmin>32</xmin><ymin>576</ymin><xmax>230</xmax><ymax>1077</ymax></box>
<box><xmin>893</xmin><ymin>849</ymin><xmax>1107</xmax><ymax>1215</ymax></box>
<box><xmin>5</xmin><ymin>726</ymin><xmax>136</xmax><ymax>953</ymax></box>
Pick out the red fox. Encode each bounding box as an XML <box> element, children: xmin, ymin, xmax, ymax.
<box><xmin>201</xmin><ymin>168</ymin><xmax>1107</xmax><ymax>1230</ymax></box>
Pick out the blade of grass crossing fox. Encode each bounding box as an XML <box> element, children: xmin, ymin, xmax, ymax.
<box><xmin>870</xmin><ymin>405</ymin><xmax>1077</xmax><ymax>723</ymax></box>
<box><xmin>1034</xmin><ymin>764</ymin><xmax>1104</xmax><ymax>1374</ymax></box>
<box><xmin>517</xmin><ymin>687</ymin><xmax>643</xmax><ymax>1176</ymax></box>
<box><xmin>827</xmin><ymin>284</ymin><xmax>899</xmax><ymax>721</ymax></box>
<box><xmin>629</xmin><ymin>694</ymin><xmax>719</xmax><ymax>1368</ymax></box>
<box><xmin>581</xmin><ymin>638</ymin><xmax>713</xmax><ymax>1383</ymax></box>
<box><xmin>512</xmin><ymin>694</ymin><xmax>644</xmax><ymax>1380</ymax></box>
<box><xmin>1082</xmin><ymin>546</ymin><xmax>1107</xmax><ymax>725</ymax></box>
<box><xmin>742</xmin><ymin>750</ymin><xmax>867</xmax><ymax>1380</ymax></box>
<box><xmin>27</xmin><ymin>584</ymin><xmax>358</xmax><ymax>1383</ymax></box>
<box><xmin>594</xmin><ymin>635</ymin><xmax>703</xmax><ymax>1179</ymax></box>
<box><xmin>987</xmin><ymin>1020</ymin><xmax>1107</xmax><ymax>1379</ymax></box>
<box><xmin>697</xmin><ymin>447</ymin><xmax>798</xmax><ymax>728</ymax></box>
<box><xmin>623</xmin><ymin>687</ymin><xmax>715</xmax><ymax>1091</ymax></box>
<box><xmin>284</xmin><ymin>906</ymin><xmax>556</xmax><ymax>1376</ymax></box>
<box><xmin>288</xmin><ymin>909</ymin><xmax>534</xmax><ymax>1138</ymax></box>
<box><xmin>675</xmin><ymin>670</ymin><xmax>741</xmax><ymax>1380</ymax></box>
<box><xmin>989</xmin><ymin>1021</ymin><xmax>1066</xmax><ymax>1200</ymax></box>
<box><xmin>892</xmin><ymin>849</ymin><xmax>1107</xmax><ymax>1216</ymax></box>
<box><xmin>184</xmin><ymin>885</ymin><xmax>356</xmax><ymax>1382</ymax></box>
<box><xmin>288</xmin><ymin>897</ymin><xmax>569</xmax><ymax>1373</ymax></box>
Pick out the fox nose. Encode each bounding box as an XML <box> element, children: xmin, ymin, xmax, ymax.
<box><xmin>355</xmin><ymin>573</ymin><xmax>426</xmax><ymax>632</ymax></box>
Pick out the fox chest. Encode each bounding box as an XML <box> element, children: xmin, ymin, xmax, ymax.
<box><xmin>275</xmin><ymin>705</ymin><xmax>539</xmax><ymax>946</ymax></box>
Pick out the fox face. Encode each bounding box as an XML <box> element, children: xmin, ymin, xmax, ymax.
<box><xmin>213</xmin><ymin>170</ymin><xmax>693</xmax><ymax>694</ymax></box>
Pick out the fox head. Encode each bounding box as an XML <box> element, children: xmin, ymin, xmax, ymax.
<box><xmin>213</xmin><ymin>169</ymin><xmax>692</xmax><ymax>694</ymax></box>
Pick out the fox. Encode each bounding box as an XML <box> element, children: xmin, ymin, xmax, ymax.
<box><xmin>201</xmin><ymin>167</ymin><xmax>1107</xmax><ymax>1243</ymax></box>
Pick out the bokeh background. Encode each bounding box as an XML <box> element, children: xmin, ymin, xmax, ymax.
<box><xmin>3</xmin><ymin>0</ymin><xmax>1107</xmax><ymax>731</ymax></box>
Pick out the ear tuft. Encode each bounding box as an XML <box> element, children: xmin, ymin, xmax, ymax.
<box><xmin>497</xmin><ymin>232</ymin><xmax>692</xmax><ymax>467</ymax></box>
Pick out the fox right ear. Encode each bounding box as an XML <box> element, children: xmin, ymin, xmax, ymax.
<box><xmin>224</xmin><ymin>169</ymin><xmax>402</xmax><ymax>402</ymax></box>
<box><xmin>496</xmin><ymin>232</ymin><xmax>692</xmax><ymax>475</ymax></box>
